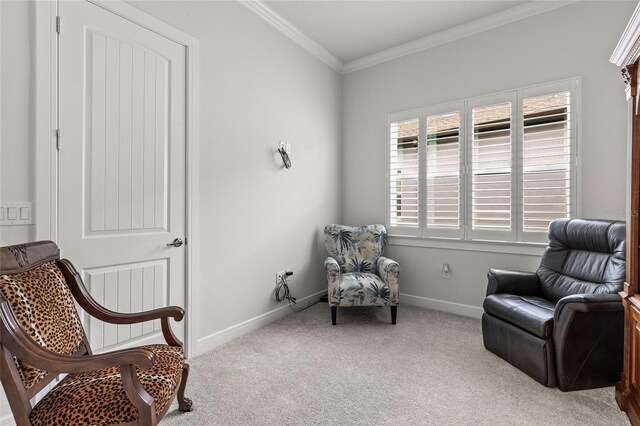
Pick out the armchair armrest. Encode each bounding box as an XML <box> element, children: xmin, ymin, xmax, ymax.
<box><xmin>325</xmin><ymin>257</ymin><xmax>341</xmax><ymax>306</ymax></box>
<box><xmin>486</xmin><ymin>269</ymin><xmax>540</xmax><ymax>297</ymax></box>
<box><xmin>324</xmin><ymin>256</ymin><xmax>340</xmax><ymax>276</ymax></box>
<box><xmin>0</xmin><ymin>297</ymin><xmax>158</xmax><ymax>423</ymax></box>
<box><xmin>0</xmin><ymin>296</ymin><xmax>155</xmax><ymax>373</ymax></box>
<box><xmin>58</xmin><ymin>259</ymin><xmax>184</xmax><ymax>347</ymax></box>
<box><xmin>553</xmin><ymin>293</ymin><xmax>624</xmax><ymax>391</ymax></box>
<box><xmin>377</xmin><ymin>256</ymin><xmax>400</xmax><ymax>305</ymax></box>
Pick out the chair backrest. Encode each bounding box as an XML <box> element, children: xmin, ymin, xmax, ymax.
<box><xmin>0</xmin><ymin>241</ymin><xmax>88</xmax><ymax>394</ymax></box>
<box><xmin>324</xmin><ymin>224</ymin><xmax>387</xmax><ymax>273</ymax></box>
<box><xmin>537</xmin><ymin>219</ymin><xmax>626</xmax><ymax>303</ymax></box>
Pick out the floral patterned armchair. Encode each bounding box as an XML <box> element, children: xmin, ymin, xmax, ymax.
<box><xmin>324</xmin><ymin>224</ymin><xmax>400</xmax><ymax>325</ymax></box>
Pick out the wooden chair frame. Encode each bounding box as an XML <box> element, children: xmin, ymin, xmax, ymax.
<box><xmin>0</xmin><ymin>241</ymin><xmax>192</xmax><ymax>425</ymax></box>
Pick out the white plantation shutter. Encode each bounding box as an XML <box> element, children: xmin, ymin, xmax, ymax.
<box><xmin>386</xmin><ymin>77</ymin><xmax>578</xmax><ymax>243</ymax></box>
<box><xmin>388</xmin><ymin>116</ymin><xmax>421</xmax><ymax>233</ymax></box>
<box><xmin>425</xmin><ymin>107</ymin><xmax>463</xmax><ymax>238</ymax></box>
<box><xmin>520</xmin><ymin>81</ymin><xmax>577</xmax><ymax>242</ymax></box>
<box><xmin>469</xmin><ymin>95</ymin><xmax>516</xmax><ymax>241</ymax></box>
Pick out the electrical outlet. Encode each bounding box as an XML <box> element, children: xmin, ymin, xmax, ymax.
<box><xmin>276</xmin><ymin>271</ymin><xmax>285</xmax><ymax>286</ymax></box>
<box><xmin>278</xmin><ymin>141</ymin><xmax>286</xmax><ymax>151</ymax></box>
<box><xmin>442</xmin><ymin>263</ymin><xmax>451</xmax><ymax>279</ymax></box>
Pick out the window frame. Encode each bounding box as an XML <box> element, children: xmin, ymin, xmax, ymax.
<box><xmin>385</xmin><ymin>77</ymin><xmax>581</xmax><ymax>246</ymax></box>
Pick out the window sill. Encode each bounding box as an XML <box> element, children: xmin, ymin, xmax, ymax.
<box><xmin>388</xmin><ymin>235</ymin><xmax>547</xmax><ymax>256</ymax></box>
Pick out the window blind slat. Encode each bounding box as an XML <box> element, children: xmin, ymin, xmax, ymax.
<box><xmin>389</xmin><ymin>118</ymin><xmax>420</xmax><ymax>227</ymax></box>
<box><xmin>522</xmin><ymin>91</ymin><xmax>571</xmax><ymax>232</ymax></box>
<box><xmin>426</xmin><ymin>111</ymin><xmax>461</xmax><ymax>230</ymax></box>
<box><xmin>472</xmin><ymin>102</ymin><xmax>512</xmax><ymax>231</ymax></box>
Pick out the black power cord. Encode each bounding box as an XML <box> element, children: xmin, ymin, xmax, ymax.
<box><xmin>278</xmin><ymin>147</ymin><xmax>292</xmax><ymax>169</ymax></box>
<box><xmin>274</xmin><ymin>272</ymin><xmax>319</xmax><ymax>312</ymax></box>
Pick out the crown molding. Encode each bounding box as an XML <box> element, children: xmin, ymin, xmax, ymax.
<box><xmin>611</xmin><ymin>2</ymin><xmax>640</xmax><ymax>66</ymax></box>
<box><xmin>239</xmin><ymin>0</ymin><xmax>344</xmax><ymax>73</ymax></box>
<box><xmin>240</xmin><ymin>0</ymin><xmax>578</xmax><ymax>76</ymax></box>
<box><xmin>342</xmin><ymin>0</ymin><xmax>578</xmax><ymax>74</ymax></box>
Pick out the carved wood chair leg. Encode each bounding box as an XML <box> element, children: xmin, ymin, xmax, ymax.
<box><xmin>391</xmin><ymin>306</ymin><xmax>397</xmax><ymax>325</ymax></box>
<box><xmin>178</xmin><ymin>363</ymin><xmax>193</xmax><ymax>412</ymax></box>
<box><xmin>331</xmin><ymin>306</ymin><xmax>337</xmax><ymax>325</ymax></box>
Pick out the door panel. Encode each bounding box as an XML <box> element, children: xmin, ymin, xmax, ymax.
<box><xmin>58</xmin><ymin>0</ymin><xmax>186</xmax><ymax>350</ymax></box>
<box><xmin>85</xmin><ymin>260</ymin><xmax>167</xmax><ymax>351</ymax></box>
<box><xmin>86</xmin><ymin>30</ymin><xmax>170</xmax><ymax>235</ymax></box>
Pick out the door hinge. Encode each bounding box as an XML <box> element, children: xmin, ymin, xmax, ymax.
<box><xmin>55</xmin><ymin>129</ymin><xmax>62</xmax><ymax>151</ymax></box>
<box><xmin>56</xmin><ymin>16</ymin><xmax>61</xmax><ymax>34</ymax></box>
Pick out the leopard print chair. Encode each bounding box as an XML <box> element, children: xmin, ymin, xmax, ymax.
<box><xmin>0</xmin><ymin>241</ymin><xmax>192</xmax><ymax>425</ymax></box>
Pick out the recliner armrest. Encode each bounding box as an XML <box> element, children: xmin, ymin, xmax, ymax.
<box><xmin>554</xmin><ymin>293</ymin><xmax>622</xmax><ymax>322</ymax></box>
<box><xmin>486</xmin><ymin>269</ymin><xmax>540</xmax><ymax>297</ymax></box>
<box><xmin>552</xmin><ymin>293</ymin><xmax>623</xmax><ymax>391</ymax></box>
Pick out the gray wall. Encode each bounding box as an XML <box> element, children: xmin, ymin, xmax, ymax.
<box><xmin>0</xmin><ymin>1</ymin><xmax>342</xmax><ymax>421</ymax></box>
<box><xmin>341</xmin><ymin>0</ymin><xmax>635</xmax><ymax>311</ymax></box>
<box><xmin>126</xmin><ymin>0</ymin><xmax>343</xmax><ymax>348</ymax></box>
<box><xmin>0</xmin><ymin>1</ymin><xmax>35</xmax><ymax>246</ymax></box>
<box><xmin>0</xmin><ymin>0</ymin><xmax>343</xmax><ymax>346</ymax></box>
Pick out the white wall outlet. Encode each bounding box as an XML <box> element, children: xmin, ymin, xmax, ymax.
<box><xmin>285</xmin><ymin>143</ymin><xmax>291</xmax><ymax>154</ymax></box>
<box><xmin>276</xmin><ymin>271</ymin><xmax>285</xmax><ymax>286</ymax></box>
<box><xmin>442</xmin><ymin>263</ymin><xmax>451</xmax><ymax>279</ymax></box>
<box><xmin>278</xmin><ymin>140</ymin><xmax>286</xmax><ymax>151</ymax></box>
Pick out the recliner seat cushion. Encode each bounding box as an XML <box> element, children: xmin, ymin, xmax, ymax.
<box><xmin>483</xmin><ymin>294</ymin><xmax>555</xmax><ymax>338</ymax></box>
<box><xmin>29</xmin><ymin>344</ymin><xmax>183</xmax><ymax>426</ymax></box>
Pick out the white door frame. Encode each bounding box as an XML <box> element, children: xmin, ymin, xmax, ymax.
<box><xmin>35</xmin><ymin>0</ymin><xmax>200</xmax><ymax>358</ymax></box>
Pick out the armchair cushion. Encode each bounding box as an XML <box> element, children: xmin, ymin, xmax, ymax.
<box><xmin>484</xmin><ymin>294</ymin><xmax>555</xmax><ymax>339</ymax></box>
<box><xmin>339</xmin><ymin>273</ymin><xmax>390</xmax><ymax>307</ymax></box>
<box><xmin>29</xmin><ymin>344</ymin><xmax>183</xmax><ymax>426</ymax></box>
<box><xmin>0</xmin><ymin>260</ymin><xmax>86</xmax><ymax>389</ymax></box>
<box><xmin>324</xmin><ymin>224</ymin><xmax>387</xmax><ymax>273</ymax></box>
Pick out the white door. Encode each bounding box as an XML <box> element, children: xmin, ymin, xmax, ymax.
<box><xmin>57</xmin><ymin>0</ymin><xmax>187</xmax><ymax>352</ymax></box>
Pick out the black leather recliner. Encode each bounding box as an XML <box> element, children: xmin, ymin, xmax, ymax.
<box><xmin>482</xmin><ymin>218</ymin><xmax>625</xmax><ymax>391</ymax></box>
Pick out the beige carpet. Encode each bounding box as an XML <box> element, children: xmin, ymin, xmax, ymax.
<box><xmin>163</xmin><ymin>303</ymin><xmax>630</xmax><ymax>425</ymax></box>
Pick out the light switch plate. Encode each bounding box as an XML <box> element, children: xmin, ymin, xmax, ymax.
<box><xmin>0</xmin><ymin>202</ymin><xmax>34</xmax><ymax>226</ymax></box>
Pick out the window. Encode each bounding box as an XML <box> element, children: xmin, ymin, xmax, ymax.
<box><xmin>389</xmin><ymin>117</ymin><xmax>420</xmax><ymax>228</ymax></box>
<box><xmin>386</xmin><ymin>78</ymin><xmax>578</xmax><ymax>243</ymax></box>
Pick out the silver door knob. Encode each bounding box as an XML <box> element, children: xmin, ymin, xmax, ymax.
<box><xmin>167</xmin><ymin>238</ymin><xmax>184</xmax><ymax>247</ymax></box>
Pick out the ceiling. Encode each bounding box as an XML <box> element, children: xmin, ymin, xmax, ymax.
<box><xmin>265</xmin><ymin>0</ymin><xmax>530</xmax><ymax>64</ymax></box>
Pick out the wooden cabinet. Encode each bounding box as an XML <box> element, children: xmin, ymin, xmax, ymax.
<box><xmin>612</xmin><ymin>4</ymin><xmax>640</xmax><ymax>425</ymax></box>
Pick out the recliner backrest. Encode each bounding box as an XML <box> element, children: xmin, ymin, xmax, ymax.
<box><xmin>324</xmin><ymin>224</ymin><xmax>387</xmax><ymax>273</ymax></box>
<box><xmin>536</xmin><ymin>219</ymin><xmax>626</xmax><ymax>303</ymax></box>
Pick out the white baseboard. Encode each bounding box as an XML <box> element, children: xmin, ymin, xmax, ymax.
<box><xmin>401</xmin><ymin>293</ymin><xmax>483</xmax><ymax>319</ymax></box>
<box><xmin>197</xmin><ymin>290</ymin><xmax>325</xmax><ymax>356</ymax></box>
